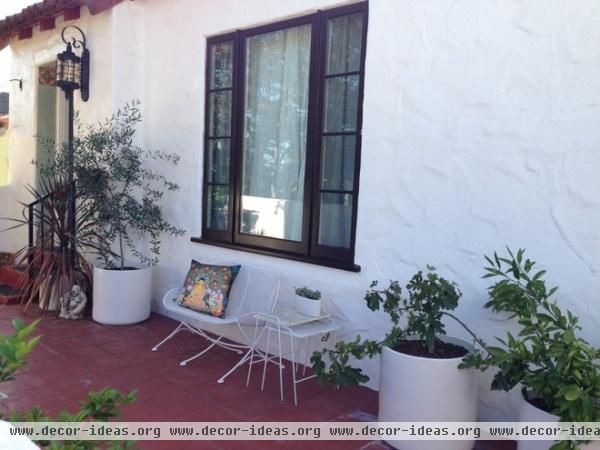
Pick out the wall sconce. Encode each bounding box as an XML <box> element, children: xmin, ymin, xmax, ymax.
<box><xmin>55</xmin><ymin>25</ymin><xmax>89</xmax><ymax>101</ymax></box>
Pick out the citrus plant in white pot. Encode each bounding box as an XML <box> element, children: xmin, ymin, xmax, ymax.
<box><xmin>294</xmin><ymin>286</ymin><xmax>322</xmax><ymax>317</ymax></box>
<box><xmin>463</xmin><ymin>249</ymin><xmax>600</xmax><ymax>450</ymax></box>
<box><xmin>312</xmin><ymin>267</ymin><xmax>487</xmax><ymax>450</ymax></box>
<box><xmin>47</xmin><ymin>101</ymin><xmax>184</xmax><ymax>325</ymax></box>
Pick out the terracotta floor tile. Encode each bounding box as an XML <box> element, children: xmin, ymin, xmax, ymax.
<box><xmin>0</xmin><ymin>305</ymin><xmax>516</xmax><ymax>450</ymax></box>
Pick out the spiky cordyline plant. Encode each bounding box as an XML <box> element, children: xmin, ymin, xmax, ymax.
<box><xmin>3</xmin><ymin>175</ymin><xmax>109</xmax><ymax>314</ymax></box>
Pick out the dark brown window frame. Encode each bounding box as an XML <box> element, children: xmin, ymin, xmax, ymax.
<box><xmin>194</xmin><ymin>1</ymin><xmax>368</xmax><ymax>272</ymax></box>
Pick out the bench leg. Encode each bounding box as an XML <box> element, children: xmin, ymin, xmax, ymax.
<box><xmin>151</xmin><ymin>322</ymin><xmax>186</xmax><ymax>351</ymax></box>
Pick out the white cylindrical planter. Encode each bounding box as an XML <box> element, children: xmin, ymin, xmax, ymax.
<box><xmin>294</xmin><ymin>295</ymin><xmax>321</xmax><ymax>317</ymax></box>
<box><xmin>92</xmin><ymin>265</ymin><xmax>152</xmax><ymax>325</ymax></box>
<box><xmin>517</xmin><ymin>393</ymin><xmax>600</xmax><ymax>450</ymax></box>
<box><xmin>39</xmin><ymin>283</ymin><xmax>60</xmax><ymax>312</ymax></box>
<box><xmin>378</xmin><ymin>337</ymin><xmax>477</xmax><ymax>450</ymax></box>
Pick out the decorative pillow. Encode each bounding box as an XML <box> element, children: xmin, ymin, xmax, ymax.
<box><xmin>176</xmin><ymin>261</ymin><xmax>241</xmax><ymax>318</ymax></box>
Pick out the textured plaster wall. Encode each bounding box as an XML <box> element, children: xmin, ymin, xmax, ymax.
<box><xmin>2</xmin><ymin>0</ymin><xmax>600</xmax><ymax>421</ymax></box>
<box><xmin>0</xmin><ymin>7</ymin><xmax>113</xmax><ymax>252</ymax></box>
<box><xmin>135</xmin><ymin>0</ymin><xmax>600</xmax><ymax>420</ymax></box>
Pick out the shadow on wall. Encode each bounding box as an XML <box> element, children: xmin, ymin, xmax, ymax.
<box><xmin>0</xmin><ymin>115</ymin><xmax>8</xmax><ymax>186</ymax></box>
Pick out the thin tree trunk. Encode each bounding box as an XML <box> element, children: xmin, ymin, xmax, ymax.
<box><xmin>118</xmin><ymin>228</ymin><xmax>124</xmax><ymax>270</ymax></box>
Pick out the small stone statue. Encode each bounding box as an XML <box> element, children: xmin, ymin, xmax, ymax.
<box><xmin>59</xmin><ymin>285</ymin><xmax>87</xmax><ymax>320</ymax></box>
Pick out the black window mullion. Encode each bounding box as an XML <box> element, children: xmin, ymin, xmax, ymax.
<box><xmin>232</xmin><ymin>14</ymin><xmax>316</xmax><ymax>255</ymax></box>
<box><xmin>202</xmin><ymin>34</ymin><xmax>236</xmax><ymax>242</ymax></box>
<box><xmin>325</xmin><ymin>70</ymin><xmax>361</xmax><ymax>79</ymax></box>
<box><xmin>309</xmin><ymin>7</ymin><xmax>328</xmax><ymax>259</ymax></box>
<box><xmin>229</xmin><ymin>30</ymin><xmax>243</xmax><ymax>244</ymax></box>
<box><xmin>208</xmin><ymin>86</ymin><xmax>233</xmax><ymax>94</ymax></box>
<box><xmin>311</xmin><ymin>2</ymin><xmax>368</xmax><ymax>262</ymax></box>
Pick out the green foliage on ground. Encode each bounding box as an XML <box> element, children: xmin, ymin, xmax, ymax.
<box><xmin>0</xmin><ymin>319</ymin><xmax>137</xmax><ymax>449</ymax></box>
<box><xmin>0</xmin><ymin>319</ymin><xmax>41</xmax><ymax>383</ymax></box>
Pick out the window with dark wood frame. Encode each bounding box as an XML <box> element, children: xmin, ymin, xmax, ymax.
<box><xmin>195</xmin><ymin>2</ymin><xmax>368</xmax><ymax>272</ymax></box>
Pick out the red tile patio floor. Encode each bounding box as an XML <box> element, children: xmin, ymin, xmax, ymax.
<box><xmin>0</xmin><ymin>305</ymin><xmax>515</xmax><ymax>449</ymax></box>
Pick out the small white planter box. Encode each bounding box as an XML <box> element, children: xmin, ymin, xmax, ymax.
<box><xmin>517</xmin><ymin>392</ymin><xmax>600</xmax><ymax>450</ymax></box>
<box><xmin>294</xmin><ymin>294</ymin><xmax>321</xmax><ymax>317</ymax></box>
<box><xmin>92</xmin><ymin>265</ymin><xmax>152</xmax><ymax>325</ymax></box>
<box><xmin>378</xmin><ymin>337</ymin><xmax>477</xmax><ymax>450</ymax></box>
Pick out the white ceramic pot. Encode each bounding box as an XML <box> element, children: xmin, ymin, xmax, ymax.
<box><xmin>294</xmin><ymin>294</ymin><xmax>321</xmax><ymax>317</ymax></box>
<box><xmin>517</xmin><ymin>392</ymin><xmax>600</xmax><ymax>450</ymax></box>
<box><xmin>38</xmin><ymin>282</ymin><xmax>59</xmax><ymax>312</ymax></box>
<box><xmin>378</xmin><ymin>337</ymin><xmax>477</xmax><ymax>450</ymax></box>
<box><xmin>92</xmin><ymin>265</ymin><xmax>152</xmax><ymax>325</ymax></box>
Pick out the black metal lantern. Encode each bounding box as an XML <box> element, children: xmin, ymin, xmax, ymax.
<box><xmin>55</xmin><ymin>26</ymin><xmax>89</xmax><ymax>101</ymax></box>
<box><xmin>56</xmin><ymin>43</ymin><xmax>81</xmax><ymax>91</ymax></box>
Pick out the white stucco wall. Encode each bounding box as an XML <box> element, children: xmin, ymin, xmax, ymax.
<box><xmin>0</xmin><ymin>7</ymin><xmax>113</xmax><ymax>251</ymax></box>
<box><xmin>2</xmin><ymin>0</ymin><xmax>600</xmax><ymax>421</ymax></box>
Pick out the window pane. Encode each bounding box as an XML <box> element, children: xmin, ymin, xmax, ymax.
<box><xmin>207</xmin><ymin>139</ymin><xmax>230</xmax><ymax>184</ymax></box>
<box><xmin>319</xmin><ymin>193</ymin><xmax>352</xmax><ymax>248</ymax></box>
<box><xmin>240</xmin><ymin>24</ymin><xmax>312</xmax><ymax>242</ymax></box>
<box><xmin>321</xmin><ymin>135</ymin><xmax>355</xmax><ymax>191</ymax></box>
<box><xmin>210</xmin><ymin>41</ymin><xmax>233</xmax><ymax>89</ymax></box>
<box><xmin>326</xmin><ymin>13</ymin><xmax>363</xmax><ymax>75</ymax></box>
<box><xmin>324</xmin><ymin>75</ymin><xmax>359</xmax><ymax>133</ymax></box>
<box><xmin>208</xmin><ymin>90</ymin><xmax>232</xmax><ymax>137</ymax></box>
<box><xmin>207</xmin><ymin>185</ymin><xmax>229</xmax><ymax>230</ymax></box>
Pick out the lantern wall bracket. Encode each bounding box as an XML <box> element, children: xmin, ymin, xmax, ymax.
<box><xmin>9</xmin><ymin>78</ymin><xmax>22</xmax><ymax>91</ymax></box>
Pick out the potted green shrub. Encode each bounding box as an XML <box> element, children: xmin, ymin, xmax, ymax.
<box><xmin>312</xmin><ymin>267</ymin><xmax>486</xmax><ymax>450</ymax></box>
<box><xmin>294</xmin><ymin>286</ymin><xmax>322</xmax><ymax>317</ymax></box>
<box><xmin>462</xmin><ymin>249</ymin><xmax>600</xmax><ymax>450</ymax></box>
<box><xmin>46</xmin><ymin>102</ymin><xmax>184</xmax><ymax>325</ymax></box>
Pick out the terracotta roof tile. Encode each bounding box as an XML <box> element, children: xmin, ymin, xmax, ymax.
<box><xmin>0</xmin><ymin>0</ymin><xmax>130</xmax><ymax>50</ymax></box>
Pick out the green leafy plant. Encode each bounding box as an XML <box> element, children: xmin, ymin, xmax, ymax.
<box><xmin>312</xmin><ymin>266</ymin><xmax>485</xmax><ymax>386</ymax></box>
<box><xmin>462</xmin><ymin>248</ymin><xmax>600</xmax><ymax>449</ymax></box>
<box><xmin>2</xmin><ymin>175</ymin><xmax>99</xmax><ymax>313</ymax></box>
<box><xmin>0</xmin><ymin>318</ymin><xmax>41</xmax><ymax>385</ymax></box>
<box><xmin>43</xmin><ymin>101</ymin><xmax>184</xmax><ymax>269</ymax></box>
<box><xmin>295</xmin><ymin>287</ymin><xmax>321</xmax><ymax>300</ymax></box>
<box><xmin>10</xmin><ymin>388</ymin><xmax>137</xmax><ymax>449</ymax></box>
<box><xmin>0</xmin><ymin>319</ymin><xmax>137</xmax><ymax>448</ymax></box>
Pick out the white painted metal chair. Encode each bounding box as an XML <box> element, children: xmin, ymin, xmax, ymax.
<box><xmin>151</xmin><ymin>262</ymin><xmax>281</xmax><ymax>383</ymax></box>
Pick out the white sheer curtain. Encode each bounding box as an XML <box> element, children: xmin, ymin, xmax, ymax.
<box><xmin>241</xmin><ymin>24</ymin><xmax>311</xmax><ymax>242</ymax></box>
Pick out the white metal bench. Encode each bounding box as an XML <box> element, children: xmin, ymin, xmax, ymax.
<box><xmin>151</xmin><ymin>262</ymin><xmax>281</xmax><ymax>383</ymax></box>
